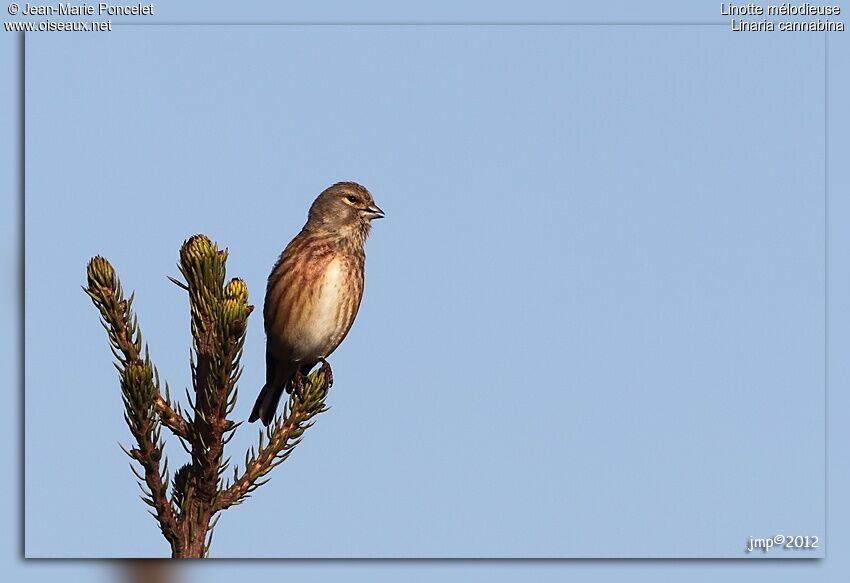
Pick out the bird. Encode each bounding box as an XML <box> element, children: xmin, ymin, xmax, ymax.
<box><xmin>248</xmin><ymin>182</ymin><xmax>384</xmax><ymax>425</ymax></box>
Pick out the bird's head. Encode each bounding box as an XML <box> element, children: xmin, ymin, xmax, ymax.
<box><xmin>306</xmin><ymin>182</ymin><xmax>385</xmax><ymax>239</ymax></box>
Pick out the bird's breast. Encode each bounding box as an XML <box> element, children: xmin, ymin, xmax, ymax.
<box><xmin>274</xmin><ymin>254</ymin><xmax>363</xmax><ymax>362</ymax></box>
<box><xmin>310</xmin><ymin>258</ymin><xmax>346</xmax><ymax>337</ymax></box>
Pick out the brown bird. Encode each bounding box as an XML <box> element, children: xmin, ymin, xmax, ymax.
<box><xmin>249</xmin><ymin>182</ymin><xmax>384</xmax><ymax>425</ymax></box>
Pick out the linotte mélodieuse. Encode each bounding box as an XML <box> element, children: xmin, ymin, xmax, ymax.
<box><xmin>721</xmin><ymin>3</ymin><xmax>843</xmax><ymax>30</ymax></box>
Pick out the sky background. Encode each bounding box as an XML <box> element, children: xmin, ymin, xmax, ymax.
<box><xmin>24</xmin><ymin>23</ymin><xmax>827</xmax><ymax>557</ymax></box>
<box><xmin>3</xmin><ymin>0</ymin><xmax>850</xmax><ymax>580</ymax></box>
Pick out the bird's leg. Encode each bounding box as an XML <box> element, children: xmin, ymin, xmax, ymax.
<box><xmin>319</xmin><ymin>358</ymin><xmax>334</xmax><ymax>388</ymax></box>
<box><xmin>292</xmin><ymin>368</ymin><xmax>304</xmax><ymax>400</ymax></box>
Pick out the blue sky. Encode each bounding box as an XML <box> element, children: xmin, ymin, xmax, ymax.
<box><xmin>3</xmin><ymin>0</ymin><xmax>850</xmax><ymax>581</ymax></box>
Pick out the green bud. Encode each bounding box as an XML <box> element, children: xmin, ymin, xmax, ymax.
<box><xmin>221</xmin><ymin>298</ymin><xmax>245</xmax><ymax>325</ymax></box>
<box><xmin>224</xmin><ymin>278</ymin><xmax>249</xmax><ymax>303</ymax></box>
<box><xmin>181</xmin><ymin>234</ymin><xmax>216</xmax><ymax>264</ymax></box>
<box><xmin>86</xmin><ymin>255</ymin><xmax>116</xmax><ymax>289</ymax></box>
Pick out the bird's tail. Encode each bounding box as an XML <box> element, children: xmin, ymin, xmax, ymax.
<box><xmin>249</xmin><ymin>356</ymin><xmax>297</xmax><ymax>426</ymax></box>
<box><xmin>248</xmin><ymin>382</ymin><xmax>287</xmax><ymax>426</ymax></box>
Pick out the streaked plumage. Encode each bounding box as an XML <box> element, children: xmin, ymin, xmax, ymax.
<box><xmin>249</xmin><ymin>182</ymin><xmax>384</xmax><ymax>425</ymax></box>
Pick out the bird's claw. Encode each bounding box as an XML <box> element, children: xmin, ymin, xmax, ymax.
<box><xmin>319</xmin><ymin>358</ymin><xmax>334</xmax><ymax>388</ymax></box>
<box><xmin>292</xmin><ymin>368</ymin><xmax>305</xmax><ymax>401</ymax></box>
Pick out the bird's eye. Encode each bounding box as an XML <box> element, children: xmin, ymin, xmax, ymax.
<box><xmin>346</xmin><ymin>195</ymin><xmax>357</xmax><ymax>203</ymax></box>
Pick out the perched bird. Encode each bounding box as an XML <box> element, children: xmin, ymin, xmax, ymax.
<box><xmin>249</xmin><ymin>182</ymin><xmax>384</xmax><ymax>425</ymax></box>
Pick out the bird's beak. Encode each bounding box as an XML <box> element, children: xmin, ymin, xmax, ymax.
<box><xmin>363</xmin><ymin>204</ymin><xmax>385</xmax><ymax>220</ymax></box>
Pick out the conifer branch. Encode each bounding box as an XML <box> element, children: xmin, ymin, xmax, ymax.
<box><xmin>154</xmin><ymin>396</ymin><xmax>192</xmax><ymax>442</ymax></box>
<box><xmin>215</xmin><ymin>369</ymin><xmax>330</xmax><ymax>511</ymax></box>
<box><xmin>85</xmin><ymin>235</ymin><xmax>330</xmax><ymax>558</ymax></box>
<box><xmin>84</xmin><ymin>256</ymin><xmax>181</xmax><ymax>551</ymax></box>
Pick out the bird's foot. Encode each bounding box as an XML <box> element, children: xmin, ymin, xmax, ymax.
<box><xmin>292</xmin><ymin>368</ymin><xmax>305</xmax><ymax>400</ymax></box>
<box><xmin>319</xmin><ymin>358</ymin><xmax>334</xmax><ymax>388</ymax></box>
